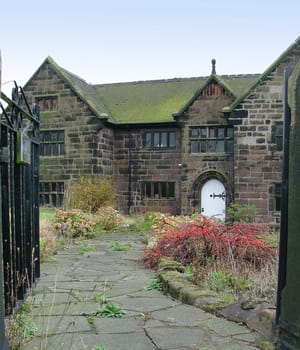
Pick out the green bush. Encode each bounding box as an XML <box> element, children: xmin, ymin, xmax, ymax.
<box><xmin>64</xmin><ymin>176</ymin><xmax>115</xmax><ymax>213</ymax></box>
<box><xmin>226</xmin><ymin>202</ymin><xmax>257</xmax><ymax>223</ymax></box>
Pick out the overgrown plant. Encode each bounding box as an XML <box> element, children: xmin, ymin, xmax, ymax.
<box><xmin>40</xmin><ymin>209</ymin><xmax>57</xmax><ymax>262</ymax></box>
<box><xmin>95</xmin><ymin>206</ymin><xmax>126</xmax><ymax>231</ymax></box>
<box><xmin>6</xmin><ymin>303</ymin><xmax>37</xmax><ymax>349</ymax></box>
<box><xmin>142</xmin><ymin>214</ymin><xmax>275</xmax><ymax>269</ymax></box>
<box><xmin>64</xmin><ymin>176</ymin><xmax>115</xmax><ymax>213</ymax></box>
<box><xmin>142</xmin><ymin>214</ymin><xmax>277</xmax><ymax>301</ymax></box>
<box><xmin>53</xmin><ymin>209</ymin><xmax>96</xmax><ymax>238</ymax></box>
<box><xmin>226</xmin><ymin>202</ymin><xmax>257</xmax><ymax>223</ymax></box>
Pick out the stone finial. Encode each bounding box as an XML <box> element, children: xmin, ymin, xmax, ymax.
<box><xmin>211</xmin><ymin>58</ymin><xmax>216</xmax><ymax>75</ymax></box>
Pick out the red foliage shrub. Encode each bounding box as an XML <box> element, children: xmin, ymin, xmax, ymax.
<box><xmin>142</xmin><ymin>215</ymin><xmax>276</xmax><ymax>270</ymax></box>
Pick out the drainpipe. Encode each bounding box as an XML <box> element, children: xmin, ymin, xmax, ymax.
<box><xmin>127</xmin><ymin>127</ymin><xmax>132</xmax><ymax>215</ymax></box>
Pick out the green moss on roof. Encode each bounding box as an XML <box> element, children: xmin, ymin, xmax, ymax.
<box><xmin>95</xmin><ymin>75</ymin><xmax>258</xmax><ymax>124</ymax></box>
<box><xmin>95</xmin><ymin>78</ymin><xmax>207</xmax><ymax>124</ymax></box>
<box><xmin>25</xmin><ymin>56</ymin><xmax>260</xmax><ymax>125</ymax></box>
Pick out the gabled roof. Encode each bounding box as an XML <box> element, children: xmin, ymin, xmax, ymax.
<box><xmin>25</xmin><ymin>56</ymin><xmax>259</xmax><ymax>125</ymax></box>
<box><xmin>94</xmin><ymin>74</ymin><xmax>258</xmax><ymax>124</ymax></box>
<box><xmin>222</xmin><ymin>36</ymin><xmax>300</xmax><ymax>113</ymax></box>
<box><xmin>173</xmin><ymin>64</ymin><xmax>236</xmax><ymax>117</ymax></box>
<box><xmin>25</xmin><ymin>56</ymin><xmax>110</xmax><ymax>120</ymax></box>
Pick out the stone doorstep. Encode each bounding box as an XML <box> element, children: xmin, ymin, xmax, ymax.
<box><xmin>157</xmin><ymin>266</ymin><xmax>277</xmax><ymax>349</ymax></box>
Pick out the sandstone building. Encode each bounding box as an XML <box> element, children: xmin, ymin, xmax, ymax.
<box><xmin>22</xmin><ymin>37</ymin><xmax>300</xmax><ymax>226</ymax></box>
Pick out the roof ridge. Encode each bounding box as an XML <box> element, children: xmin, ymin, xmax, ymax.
<box><xmin>93</xmin><ymin>73</ymin><xmax>260</xmax><ymax>88</ymax></box>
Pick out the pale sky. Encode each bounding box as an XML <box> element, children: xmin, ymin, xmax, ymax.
<box><xmin>1</xmin><ymin>0</ymin><xmax>300</xmax><ymax>98</ymax></box>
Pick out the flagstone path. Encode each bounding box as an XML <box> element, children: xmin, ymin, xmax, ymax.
<box><xmin>21</xmin><ymin>232</ymin><xmax>260</xmax><ymax>350</ymax></box>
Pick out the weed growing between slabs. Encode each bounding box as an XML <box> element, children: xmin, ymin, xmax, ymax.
<box><xmin>144</xmin><ymin>278</ymin><xmax>164</xmax><ymax>291</ymax></box>
<box><xmin>106</xmin><ymin>241</ymin><xmax>132</xmax><ymax>252</ymax></box>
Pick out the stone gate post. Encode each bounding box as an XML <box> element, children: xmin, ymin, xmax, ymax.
<box><xmin>278</xmin><ymin>59</ymin><xmax>300</xmax><ymax>349</ymax></box>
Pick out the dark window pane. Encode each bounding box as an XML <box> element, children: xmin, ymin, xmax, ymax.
<box><xmin>145</xmin><ymin>133</ymin><xmax>152</xmax><ymax>147</ymax></box>
<box><xmin>227</xmin><ymin>127</ymin><xmax>234</xmax><ymax>138</ymax></box>
<box><xmin>161</xmin><ymin>182</ymin><xmax>167</xmax><ymax>197</ymax></box>
<box><xmin>52</xmin><ymin>143</ymin><xmax>58</xmax><ymax>155</ymax></box>
<box><xmin>191</xmin><ymin>141</ymin><xmax>198</xmax><ymax>153</ymax></box>
<box><xmin>60</xmin><ymin>144</ymin><xmax>65</xmax><ymax>155</ymax></box>
<box><xmin>45</xmin><ymin>143</ymin><xmax>51</xmax><ymax>155</ymax></box>
<box><xmin>168</xmin><ymin>182</ymin><xmax>175</xmax><ymax>198</ymax></box>
<box><xmin>58</xmin><ymin>194</ymin><xmax>64</xmax><ymax>206</ymax></box>
<box><xmin>44</xmin><ymin>132</ymin><xmax>51</xmax><ymax>141</ymax></box>
<box><xmin>169</xmin><ymin>132</ymin><xmax>175</xmax><ymax>148</ymax></box>
<box><xmin>216</xmin><ymin>140</ymin><xmax>224</xmax><ymax>152</ymax></box>
<box><xmin>44</xmin><ymin>194</ymin><xmax>50</xmax><ymax>205</ymax></box>
<box><xmin>209</xmin><ymin>128</ymin><xmax>216</xmax><ymax>138</ymax></box>
<box><xmin>200</xmin><ymin>128</ymin><xmax>207</xmax><ymax>138</ymax></box>
<box><xmin>218</xmin><ymin>128</ymin><xmax>225</xmax><ymax>138</ymax></box>
<box><xmin>51</xmin><ymin>194</ymin><xmax>57</xmax><ymax>206</ymax></box>
<box><xmin>208</xmin><ymin>140</ymin><xmax>216</xmax><ymax>152</ymax></box>
<box><xmin>200</xmin><ymin>140</ymin><xmax>206</xmax><ymax>153</ymax></box>
<box><xmin>226</xmin><ymin>140</ymin><xmax>234</xmax><ymax>153</ymax></box>
<box><xmin>191</xmin><ymin>128</ymin><xmax>198</xmax><ymax>137</ymax></box>
<box><xmin>153</xmin><ymin>182</ymin><xmax>159</xmax><ymax>197</ymax></box>
<box><xmin>161</xmin><ymin>132</ymin><xmax>168</xmax><ymax>147</ymax></box>
<box><xmin>153</xmin><ymin>133</ymin><xmax>160</xmax><ymax>147</ymax></box>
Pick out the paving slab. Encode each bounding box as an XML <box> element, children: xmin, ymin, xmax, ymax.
<box><xmin>21</xmin><ymin>232</ymin><xmax>261</xmax><ymax>350</ymax></box>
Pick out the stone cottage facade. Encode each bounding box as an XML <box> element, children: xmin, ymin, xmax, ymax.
<box><xmin>22</xmin><ymin>37</ymin><xmax>300</xmax><ymax>226</ymax></box>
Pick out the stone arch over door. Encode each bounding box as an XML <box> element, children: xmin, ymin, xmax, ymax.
<box><xmin>189</xmin><ymin>171</ymin><xmax>231</xmax><ymax>221</ymax></box>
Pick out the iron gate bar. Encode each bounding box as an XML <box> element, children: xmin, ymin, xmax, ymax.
<box><xmin>0</xmin><ymin>91</ymin><xmax>39</xmax><ymax>124</ymax></box>
<box><xmin>0</xmin><ymin>83</ymin><xmax>40</xmax><ymax>319</ymax></box>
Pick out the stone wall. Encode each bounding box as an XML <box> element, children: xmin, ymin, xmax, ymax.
<box><xmin>24</xmin><ymin>63</ymin><xmax>114</xmax><ymax>188</ymax></box>
<box><xmin>113</xmin><ymin>126</ymin><xmax>181</xmax><ymax>214</ymax></box>
<box><xmin>230</xmin><ymin>44</ymin><xmax>300</xmax><ymax>226</ymax></box>
<box><xmin>180</xmin><ymin>95</ymin><xmax>234</xmax><ymax>214</ymax></box>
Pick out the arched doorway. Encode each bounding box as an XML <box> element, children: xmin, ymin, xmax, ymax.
<box><xmin>200</xmin><ymin>178</ymin><xmax>226</xmax><ymax>221</ymax></box>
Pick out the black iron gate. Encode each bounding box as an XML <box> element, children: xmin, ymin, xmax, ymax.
<box><xmin>0</xmin><ymin>83</ymin><xmax>40</xmax><ymax>318</ymax></box>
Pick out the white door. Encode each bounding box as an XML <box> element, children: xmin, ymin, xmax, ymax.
<box><xmin>201</xmin><ymin>179</ymin><xmax>226</xmax><ymax>221</ymax></box>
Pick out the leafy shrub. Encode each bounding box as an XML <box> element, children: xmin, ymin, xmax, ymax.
<box><xmin>95</xmin><ymin>206</ymin><xmax>125</xmax><ymax>231</ymax></box>
<box><xmin>226</xmin><ymin>202</ymin><xmax>257</xmax><ymax>223</ymax></box>
<box><xmin>64</xmin><ymin>176</ymin><xmax>115</xmax><ymax>213</ymax></box>
<box><xmin>53</xmin><ymin>209</ymin><xmax>96</xmax><ymax>238</ymax></box>
<box><xmin>142</xmin><ymin>214</ymin><xmax>276</xmax><ymax>270</ymax></box>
